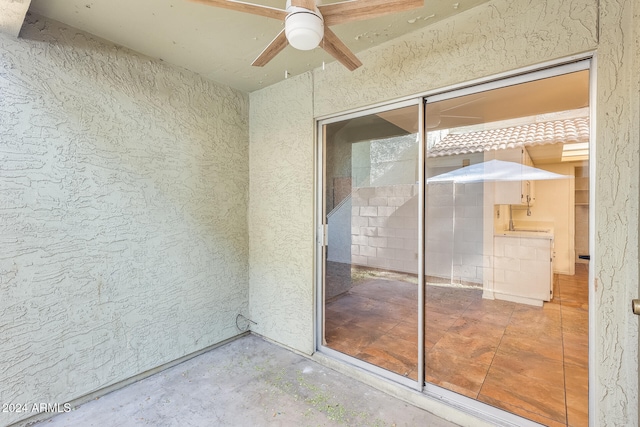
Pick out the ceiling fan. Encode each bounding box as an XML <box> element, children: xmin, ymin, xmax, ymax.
<box><xmin>426</xmin><ymin>97</ymin><xmax>486</xmax><ymax>129</ymax></box>
<box><xmin>189</xmin><ymin>0</ymin><xmax>424</xmax><ymax>70</ymax></box>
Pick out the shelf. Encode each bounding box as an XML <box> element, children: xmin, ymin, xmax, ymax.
<box><xmin>575</xmin><ymin>189</ymin><xmax>589</xmax><ymax>205</ymax></box>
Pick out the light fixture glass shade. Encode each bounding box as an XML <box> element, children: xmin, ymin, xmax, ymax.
<box><xmin>285</xmin><ymin>11</ymin><xmax>324</xmax><ymax>51</ymax></box>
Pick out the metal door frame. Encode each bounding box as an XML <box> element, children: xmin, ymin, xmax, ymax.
<box><xmin>313</xmin><ymin>54</ymin><xmax>595</xmax><ymax>426</ymax></box>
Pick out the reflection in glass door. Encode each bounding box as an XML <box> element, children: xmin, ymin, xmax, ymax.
<box><xmin>321</xmin><ymin>103</ymin><xmax>421</xmax><ymax>380</ymax></box>
<box><xmin>424</xmin><ymin>68</ymin><xmax>590</xmax><ymax>426</ymax></box>
<box><xmin>318</xmin><ymin>63</ymin><xmax>590</xmax><ymax>427</ymax></box>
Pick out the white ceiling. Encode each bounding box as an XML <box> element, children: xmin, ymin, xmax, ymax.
<box><xmin>1</xmin><ymin>0</ymin><xmax>30</xmax><ymax>36</ymax></box>
<box><xmin>27</xmin><ymin>0</ymin><xmax>491</xmax><ymax>92</ymax></box>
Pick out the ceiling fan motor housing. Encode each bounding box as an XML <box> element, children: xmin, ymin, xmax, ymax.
<box><xmin>285</xmin><ymin>6</ymin><xmax>324</xmax><ymax>51</ymax></box>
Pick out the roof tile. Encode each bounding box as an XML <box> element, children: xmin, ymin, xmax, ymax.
<box><xmin>428</xmin><ymin>117</ymin><xmax>589</xmax><ymax>157</ymax></box>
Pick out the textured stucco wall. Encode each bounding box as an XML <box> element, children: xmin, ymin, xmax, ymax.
<box><xmin>0</xmin><ymin>15</ymin><xmax>249</xmax><ymax>426</ymax></box>
<box><xmin>313</xmin><ymin>0</ymin><xmax>598</xmax><ymax>117</ymax></box>
<box><xmin>593</xmin><ymin>0</ymin><xmax>640</xmax><ymax>424</ymax></box>
<box><xmin>249</xmin><ymin>0</ymin><xmax>640</xmax><ymax>424</ymax></box>
<box><xmin>248</xmin><ymin>73</ymin><xmax>315</xmax><ymax>355</ymax></box>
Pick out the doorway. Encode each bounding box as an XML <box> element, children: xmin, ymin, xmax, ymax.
<box><xmin>317</xmin><ymin>61</ymin><xmax>591</xmax><ymax>426</ymax></box>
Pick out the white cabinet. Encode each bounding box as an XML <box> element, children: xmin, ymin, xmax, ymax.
<box><xmin>493</xmin><ymin>148</ymin><xmax>535</xmax><ymax>206</ymax></box>
<box><xmin>490</xmin><ymin>233</ymin><xmax>554</xmax><ymax>306</ymax></box>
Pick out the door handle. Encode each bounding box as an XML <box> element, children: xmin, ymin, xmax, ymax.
<box><xmin>632</xmin><ymin>299</ymin><xmax>640</xmax><ymax>315</ymax></box>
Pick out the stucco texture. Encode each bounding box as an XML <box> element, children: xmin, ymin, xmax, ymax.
<box><xmin>594</xmin><ymin>0</ymin><xmax>640</xmax><ymax>424</ymax></box>
<box><xmin>313</xmin><ymin>0</ymin><xmax>598</xmax><ymax>117</ymax></box>
<box><xmin>0</xmin><ymin>0</ymin><xmax>638</xmax><ymax>425</ymax></box>
<box><xmin>249</xmin><ymin>0</ymin><xmax>639</xmax><ymax>424</ymax></box>
<box><xmin>0</xmin><ymin>15</ymin><xmax>249</xmax><ymax>426</ymax></box>
<box><xmin>249</xmin><ymin>73</ymin><xmax>315</xmax><ymax>355</ymax></box>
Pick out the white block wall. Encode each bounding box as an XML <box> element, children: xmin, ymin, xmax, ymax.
<box><xmin>350</xmin><ymin>184</ymin><xmax>483</xmax><ymax>285</ymax></box>
<box><xmin>327</xmin><ymin>197</ymin><xmax>353</xmax><ymax>264</ymax></box>
<box><xmin>350</xmin><ymin>182</ymin><xmax>484</xmax><ymax>285</ymax></box>
<box><xmin>351</xmin><ymin>184</ymin><xmax>419</xmax><ymax>273</ymax></box>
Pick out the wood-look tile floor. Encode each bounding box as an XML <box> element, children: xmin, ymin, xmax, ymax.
<box><xmin>325</xmin><ymin>264</ymin><xmax>589</xmax><ymax>427</ymax></box>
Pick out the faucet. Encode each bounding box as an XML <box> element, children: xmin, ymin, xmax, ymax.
<box><xmin>507</xmin><ymin>199</ymin><xmax>532</xmax><ymax>231</ymax></box>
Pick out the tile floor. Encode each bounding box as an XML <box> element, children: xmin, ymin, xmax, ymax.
<box><xmin>325</xmin><ymin>264</ymin><xmax>589</xmax><ymax>427</ymax></box>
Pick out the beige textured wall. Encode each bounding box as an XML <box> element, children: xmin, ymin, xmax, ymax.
<box><xmin>512</xmin><ymin>163</ymin><xmax>576</xmax><ymax>275</ymax></box>
<box><xmin>249</xmin><ymin>0</ymin><xmax>640</xmax><ymax>424</ymax></box>
<box><xmin>313</xmin><ymin>0</ymin><xmax>598</xmax><ymax>117</ymax></box>
<box><xmin>0</xmin><ymin>15</ymin><xmax>249</xmax><ymax>426</ymax></box>
<box><xmin>593</xmin><ymin>0</ymin><xmax>640</xmax><ymax>424</ymax></box>
<box><xmin>248</xmin><ymin>73</ymin><xmax>315</xmax><ymax>354</ymax></box>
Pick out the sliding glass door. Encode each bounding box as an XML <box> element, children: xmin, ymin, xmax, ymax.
<box><xmin>423</xmin><ymin>67</ymin><xmax>590</xmax><ymax>426</ymax></box>
<box><xmin>320</xmin><ymin>102</ymin><xmax>421</xmax><ymax>382</ymax></box>
<box><xmin>317</xmin><ymin>61</ymin><xmax>591</xmax><ymax>426</ymax></box>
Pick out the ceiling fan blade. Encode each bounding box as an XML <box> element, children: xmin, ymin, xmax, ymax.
<box><xmin>252</xmin><ymin>29</ymin><xmax>289</xmax><ymax>67</ymax></box>
<box><xmin>440</xmin><ymin>114</ymin><xmax>484</xmax><ymax>119</ymax></box>
<box><xmin>319</xmin><ymin>0</ymin><xmax>423</xmax><ymax>26</ymax></box>
<box><xmin>321</xmin><ymin>27</ymin><xmax>362</xmax><ymax>71</ymax></box>
<box><xmin>439</xmin><ymin>96</ymin><xmax>485</xmax><ymax>112</ymax></box>
<box><xmin>290</xmin><ymin>0</ymin><xmax>317</xmax><ymax>9</ymax></box>
<box><xmin>188</xmin><ymin>0</ymin><xmax>287</xmax><ymax>20</ymax></box>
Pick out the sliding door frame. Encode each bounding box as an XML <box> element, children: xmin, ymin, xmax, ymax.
<box><xmin>315</xmin><ymin>97</ymin><xmax>424</xmax><ymax>390</ymax></box>
<box><xmin>419</xmin><ymin>58</ymin><xmax>593</xmax><ymax>426</ymax></box>
<box><xmin>314</xmin><ymin>54</ymin><xmax>594</xmax><ymax>426</ymax></box>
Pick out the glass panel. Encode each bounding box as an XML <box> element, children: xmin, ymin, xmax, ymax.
<box><xmin>323</xmin><ymin>104</ymin><xmax>420</xmax><ymax>379</ymax></box>
<box><xmin>424</xmin><ymin>70</ymin><xmax>590</xmax><ymax>426</ymax></box>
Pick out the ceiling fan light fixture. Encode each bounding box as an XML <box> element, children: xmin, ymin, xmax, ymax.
<box><xmin>285</xmin><ymin>9</ymin><xmax>324</xmax><ymax>51</ymax></box>
<box><xmin>194</xmin><ymin>0</ymin><xmax>424</xmax><ymax>70</ymax></box>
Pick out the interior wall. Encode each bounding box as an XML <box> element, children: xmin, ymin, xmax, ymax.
<box><xmin>0</xmin><ymin>15</ymin><xmax>250</xmax><ymax>426</ymax></box>
<box><xmin>248</xmin><ymin>73</ymin><xmax>315</xmax><ymax>355</ymax></box>
<box><xmin>248</xmin><ymin>0</ymin><xmax>640</xmax><ymax>424</ymax></box>
<box><xmin>511</xmin><ymin>163</ymin><xmax>576</xmax><ymax>275</ymax></box>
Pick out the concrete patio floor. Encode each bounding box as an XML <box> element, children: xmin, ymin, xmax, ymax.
<box><xmin>36</xmin><ymin>334</ymin><xmax>457</xmax><ymax>427</ymax></box>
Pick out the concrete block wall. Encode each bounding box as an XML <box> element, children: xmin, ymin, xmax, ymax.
<box><xmin>327</xmin><ymin>197</ymin><xmax>352</xmax><ymax>264</ymax></box>
<box><xmin>426</xmin><ymin>182</ymin><xmax>485</xmax><ymax>285</ymax></box>
<box><xmin>350</xmin><ymin>182</ymin><xmax>484</xmax><ymax>285</ymax></box>
<box><xmin>351</xmin><ymin>184</ymin><xmax>419</xmax><ymax>273</ymax></box>
<box><xmin>425</xmin><ymin>183</ymin><xmax>455</xmax><ymax>280</ymax></box>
